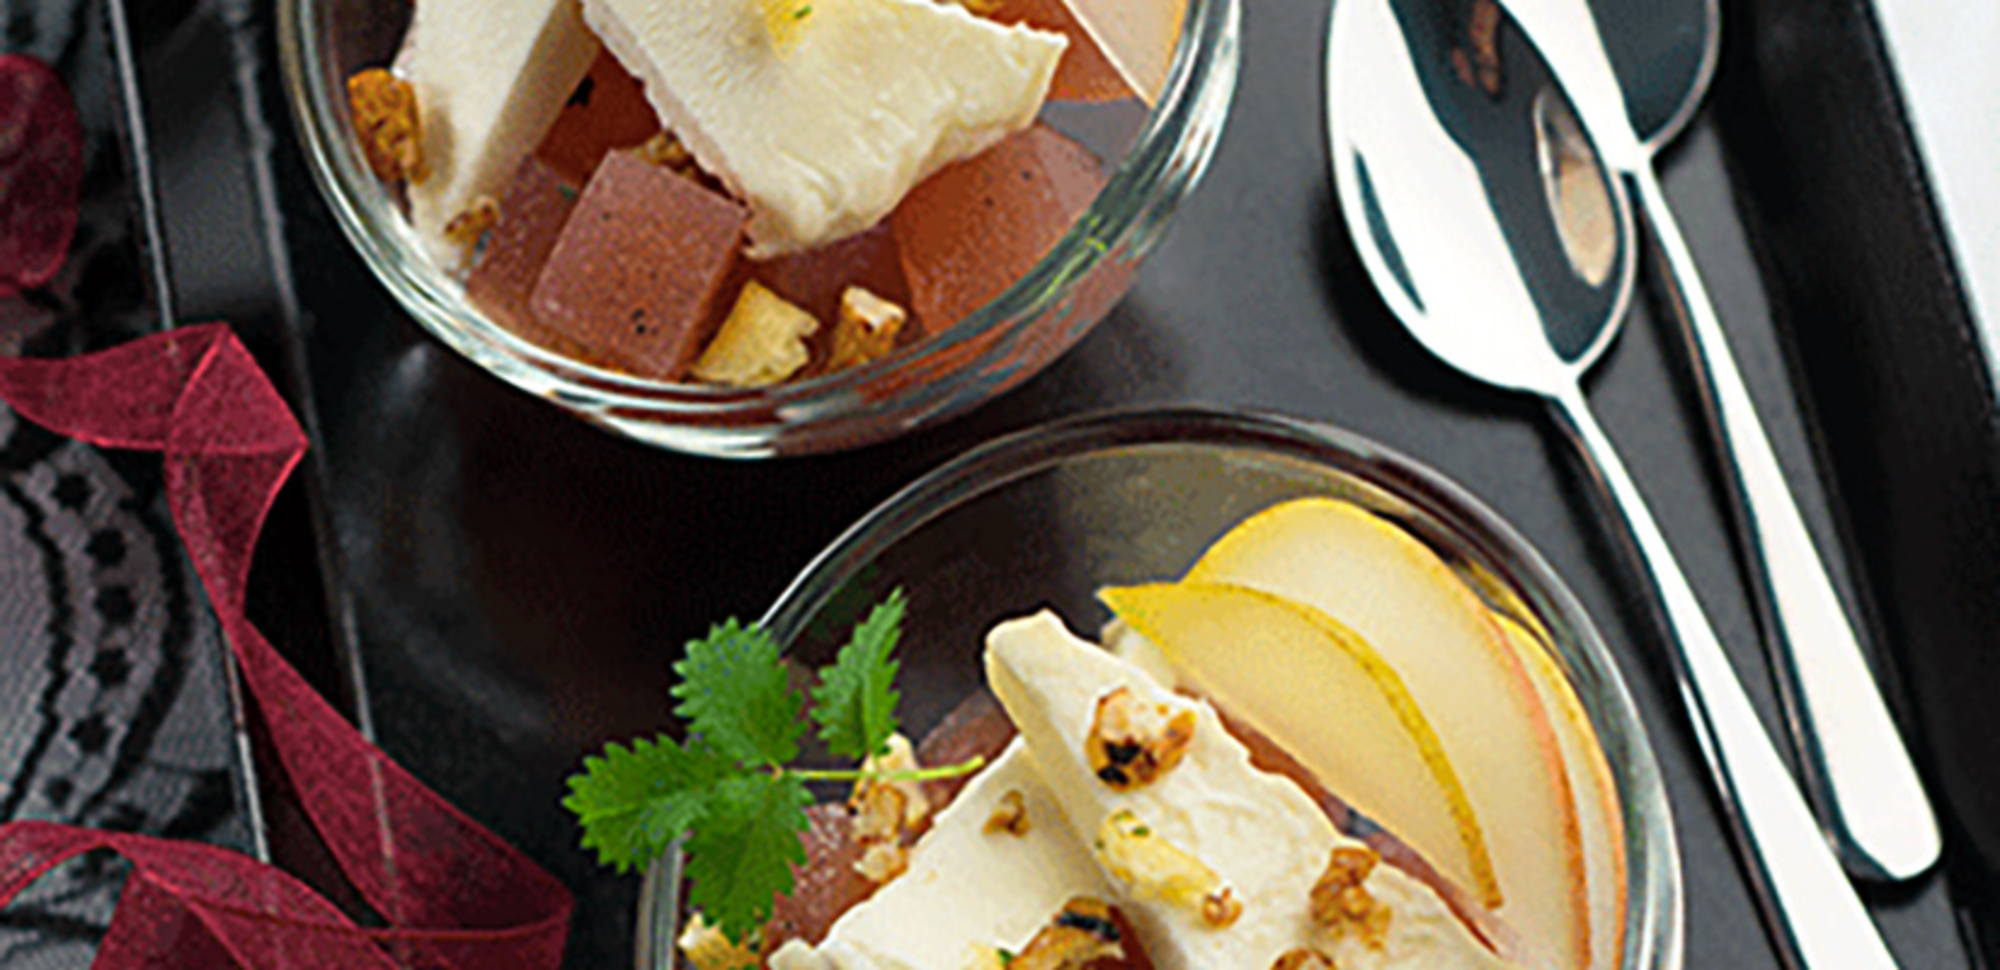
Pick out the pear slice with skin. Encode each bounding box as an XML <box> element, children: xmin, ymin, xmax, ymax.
<box><xmin>1187</xmin><ymin>498</ymin><xmax>1589</xmax><ymax>970</ymax></box>
<box><xmin>1100</xmin><ymin>581</ymin><xmax>1498</xmax><ymax>912</ymax></box>
<box><xmin>1493</xmin><ymin>613</ymin><xmax>1627</xmax><ymax>969</ymax></box>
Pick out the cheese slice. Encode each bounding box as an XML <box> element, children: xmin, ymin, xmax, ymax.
<box><xmin>397</xmin><ymin>0</ymin><xmax>600</xmax><ymax>268</ymax></box>
<box><xmin>582</xmin><ymin>0</ymin><xmax>1066</xmax><ymax>256</ymax></box>
<box><xmin>770</xmin><ymin>740</ymin><xmax>1109</xmax><ymax>970</ymax></box>
<box><xmin>987</xmin><ymin>611</ymin><xmax>1516</xmax><ymax>970</ymax></box>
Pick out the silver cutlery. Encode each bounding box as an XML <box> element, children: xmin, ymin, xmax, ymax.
<box><xmin>1324</xmin><ymin>0</ymin><xmax>1901</xmax><ymax>964</ymax></box>
<box><xmin>1511</xmin><ymin>0</ymin><xmax>1940</xmax><ymax>886</ymax></box>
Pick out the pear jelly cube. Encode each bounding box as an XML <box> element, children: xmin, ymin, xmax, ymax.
<box><xmin>466</xmin><ymin>159</ymin><xmax>581</xmax><ymax>352</ymax></box>
<box><xmin>892</xmin><ymin>124</ymin><xmax>1106</xmax><ymax>333</ymax></box>
<box><xmin>528</xmin><ymin>150</ymin><xmax>748</xmax><ymax>381</ymax></box>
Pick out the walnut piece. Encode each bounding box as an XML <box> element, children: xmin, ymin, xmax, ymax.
<box><xmin>676</xmin><ymin>912</ymin><xmax>759</xmax><ymax>970</ymax></box>
<box><xmin>1086</xmin><ymin>686</ymin><xmax>1197</xmax><ymax>790</ymax></box>
<box><xmin>692</xmin><ymin>281</ymin><xmax>819</xmax><ymax>387</ymax></box>
<box><xmin>1309</xmin><ymin>846</ymin><xmax>1391</xmax><ymax>949</ymax></box>
<box><xmin>1201</xmin><ymin>887</ymin><xmax>1243</xmax><ymax>929</ymax></box>
<box><xmin>347</xmin><ymin>68</ymin><xmax>425</xmax><ymax>184</ymax></box>
<box><xmin>984</xmin><ymin>788</ymin><xmax>1030</xmax><ymax>836</ymax></box>
<box><xmin>1272</xmin><ymin>948</ymin><xmax>1337</xmax><ymax>970</ymax></box>
<box><xmin>827</xmin><ymin>285</ymin><xmax>909</xmax><ymax>372</ymax></box>
<box><xmin>1009</xmin><ymin>897</ymin><xmax>1126</xmax><ymax>970</ymax></box>
<box><xmin>847</xmin><ymin>734</ymin><xmax>932</xmax><ymax>884</ymax></box>
<box><xmin>634</xmin><ymin>131</ymin><xmax>696</xmax><ymax>175</ymax></box>
<box><xmin>443</xmin><ymin>195</ymin><xmax>500</xmax><ymax>252</ymax></box>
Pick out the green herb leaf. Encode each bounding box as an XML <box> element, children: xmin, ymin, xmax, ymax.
<box><xmin>563</xmin><ymin>735</ymin><xmax>734</xmax><ymax>874</ymax></box>
<box><xmin>672</xmin><ymin>619</ymin><xmax>805</xmax><ymax>768</ymax></box>
<box><xmin>683</xmin><ymin>771</ymin><xmax>813</xmax><ymax>942</ymax></box>
<box><xmin>810</xmin><ymin>588</ymin><xmax>906</xmax><ymax>761</ymax></box>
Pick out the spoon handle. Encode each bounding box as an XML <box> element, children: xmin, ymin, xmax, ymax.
<box><xmin>1631</xmin><ymin>169</ymin><xmax>1941</xmax><ymax>882</ymax></box>
<box><xmin>1550</xmin><ymin>387</ymin><xmax>1899</xmax><ymax>970</ymax></box>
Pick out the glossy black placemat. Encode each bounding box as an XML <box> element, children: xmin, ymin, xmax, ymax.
<box><xmin>118</xmin><ymin>0</ymin><xmax>1987</xmax><ymax>967</ymax></box>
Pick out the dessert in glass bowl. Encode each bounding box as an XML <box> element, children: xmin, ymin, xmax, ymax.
<box><xmin>280</xmin><ymin>0</ymin><xmax>1237</xmax><ymax>455</ymax></box>
<box><xmin>571</xmin><ymin>410</ymin><xmax>1681</xmax><ymax>969</ymax></box>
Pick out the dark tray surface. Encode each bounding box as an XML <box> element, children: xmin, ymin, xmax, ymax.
<box><xmin>115</xmin><ymin>0</ymin><xmax>1989</xmax><ymax>967</ymax></box>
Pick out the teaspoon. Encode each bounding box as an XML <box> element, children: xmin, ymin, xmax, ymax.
<box><xmin>1325</xmin><ymin>0</ymin><xmax>1900</xmax><ymax>965</ymax></box>
<box><xmin>1509</xmin><ymin>0</ymin><xmax>1941</xmax><ymax>884</ymax></box>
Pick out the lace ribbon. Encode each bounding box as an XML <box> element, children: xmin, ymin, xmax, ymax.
<box><xmin>0</xmin><ymin>234</ymin><xmax>572</xmax><ymax>970</ymax></box>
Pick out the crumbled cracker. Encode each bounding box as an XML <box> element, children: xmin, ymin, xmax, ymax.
<box><xmin>827</xmin><ymin>285</ymin><xmax>909</xmax><ymax>372</ymax></box>
<box><xmin>347</xmin><ymin>68</ymin><xmax>426</xmax><ymax>183</ymax></box>
<box><xmin>1086</xmin><ymin>686</ymin><xmax>1196</xmax><ymax>790</ymax></box>
<box><xmin>693</xmin><ymin>280</ymin><xmax>819</xmax><ymax>387</ymax></box>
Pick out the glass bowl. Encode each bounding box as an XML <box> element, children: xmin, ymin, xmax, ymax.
<box><xmin>277</xmin><ymin>0</ymin><xmax>1240</xmax><ymax>457</ymax></box>
<box><xmin>636</xmin><ymin>406</ymin><xmax>1683</xmax><ymax>969</ymax></box>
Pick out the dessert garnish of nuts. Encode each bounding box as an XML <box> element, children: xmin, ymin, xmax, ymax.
<box><xmin>347</xmin><ymin>68</ymin><xmax>426</xmax><ymax>184</ymax></box>
<box><xmin>1309</xmin><ymin>845</ymin><xmax>1392</xmax><ymax>949</ymax></box>
<box><xmin>1007</xmin><ymin>896</ymin><xmax>1127</xmax><ymax>970</ymax></box>
<box><xmin>984</xmin><ymin>788</ymin><xmax>1030</xmax><ymax>836</ymax></box>
<box><xmin>1086</xmin><ymin>686</ymin><xmax>1196</xmax><ymax>790</ymax></box>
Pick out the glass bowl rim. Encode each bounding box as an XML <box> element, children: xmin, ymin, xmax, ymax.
<box><xmin>275</xmin><ymin>0</ymin><xmax>1240</xmax><ymax>414</ymax></box>
<box><xmin>637</xmin><ymin>405</ymin><xmax>1685</xmax><ymax>970</ymax></box>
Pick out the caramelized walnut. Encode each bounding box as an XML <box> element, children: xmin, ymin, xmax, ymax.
<box><xmin>1310</xmin><ymin>846</ymin><xmax>1391</xmax><ymax>949</ymax></box>
<box><xmin>1086</xmin><ymin>686</ymin><xmax>1196</xmax><ymax>790</ymax></box>
<box><xmin>1094</xmin><ymin>809</ymin><xmax>1234</xmax><ymax>926</ymax></box>
<box><xmin>984</xmin><ymin>788</ymin><xmax>1030</xmax><ymax>836</ymax></box>
<box><xmin>1272</xmin><ymin>948</ymin><xmax>1337</xmax><ymax>970</ymax></box>
<box><xmin>1010</xmin><ymin>897</ymin><xmax>1126</xmax><ymax>970</ymax></box>
<box><xmin>846</xmin><ymin>734</ymin><xmax>932</xmax><ymax>884</ymax></box>
<box><xmin>347</xmin><ymin>68</ymin><xmax>425</xmax><ymax>183</ymax></box>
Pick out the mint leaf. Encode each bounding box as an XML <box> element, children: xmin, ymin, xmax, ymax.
<box><xmin>810</xmin><ymin>588</ymin><xmax>905</xmax><ymax>761</ymax></box>
<box><xmin>672</xmin><ymin>619</ymin><xmax>804</xmax><ymax>768</ymax></box>
<box><xmin>683</xmin><ymin>771</ymin><xmax>813</xmax><ymax>943</ymax></box>
<box><xmin>563</xmin><ymin>735</ymin><xmax>733</xmax><ymax>874</ymax></box>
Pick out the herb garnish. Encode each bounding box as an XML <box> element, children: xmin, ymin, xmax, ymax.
<box><xmin>565</xmin><ymin>590</ymin><xmax>984</xmax><ymax>943</ymax></box>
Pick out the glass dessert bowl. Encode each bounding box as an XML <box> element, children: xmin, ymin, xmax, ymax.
<box><xmin>280</xmin><ymin>0</ymin><xmax>1238</xmax><ymax>457</ymax></box>
<box><xmin>634</xmin><ymin>407</ymin><xmax>1683</xmax><ymax>969</ymax></box>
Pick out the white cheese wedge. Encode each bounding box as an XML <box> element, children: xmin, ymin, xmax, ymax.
<box><xmin>582</xmin><ymin>0</ymin><xmax>1066</xmax><ymax>256</ymax></box>
<box><xmin>987</xmin><ymin>612</ymin><xmax>1516</xmax><ymax>970</ymax></box>
<box><xmin>770</xmin><ymin>739</ymin><xmax>1109</xmax><ymax>970</ymax></box>
<box><xmin>396</xmin><ymin>0</ymin><xmax>599</xmax><ymax>268</ymax></box>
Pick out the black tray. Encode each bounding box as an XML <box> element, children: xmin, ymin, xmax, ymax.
<box><xmin>79</xmin><ymin>0</ymin><xmax>2000</xmax><ymax>965</ymax></box>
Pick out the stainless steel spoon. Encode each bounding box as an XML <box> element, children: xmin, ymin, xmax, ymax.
<box><xmin>1325</xmin><ymin>0</ymin><xmax>1899</xmax><ymax>965</ymax></box>
<box><xmin>1513</xmin><ymin>0</ymin><xmax>1941</xmax><ymax>884</ymax></box>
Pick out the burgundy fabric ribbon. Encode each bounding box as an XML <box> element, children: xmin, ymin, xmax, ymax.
<box><xmin>0</xmin><ymin>324</ymin><xmax>574</xmax><ymax>967</ymax></box>
<box><xmin>0</xmin><ymin>52</ymin><xmax>571</xmax><ymax>967</ymax></box>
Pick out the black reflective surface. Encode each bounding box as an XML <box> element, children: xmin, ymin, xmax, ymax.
<box><xmin>21</xmin><ymin>0</ymin><xmax>1991</xmax><ymax>966</ymax></box>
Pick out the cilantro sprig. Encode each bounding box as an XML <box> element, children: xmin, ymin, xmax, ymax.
<box><xmin>564</xmin><ymin>590</ymin><xmax>984</xmax><ymax>943</ymax></box>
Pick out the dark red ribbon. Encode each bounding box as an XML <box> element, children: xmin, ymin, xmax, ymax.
<box><xmin>0</xmin><ymin>324</ymin><xmax>573</xmax><ymax>967</ymax></box>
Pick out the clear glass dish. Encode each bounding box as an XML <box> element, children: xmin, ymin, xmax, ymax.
<box><xmin>637</xmin><ymin>406</ymin><xmax>1683</xmax><ymax>969</ymax></box>
<box><xmin>277</xmin><ymin>0</ymin><xmax>1240</xmax><ymax>457</ymax></box>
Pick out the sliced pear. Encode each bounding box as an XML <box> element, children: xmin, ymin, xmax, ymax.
<box><xmin>1186</xmin><ymin>498</ymin><xmax>1589</xmax><ymax>970</ymax></box>
<box><xmin>1101</xmin><ymin>581</ymin><xmax>1499</xmax><ymax>911</ymax></box>
<box><xmin>1058</xmin><ymin>0</ymin><xmax>1184</xmax><ymax>105</ymax></box>
<box><xmin>1493</xmin><ymin>613</ymin><xmax>1627</xmax><ymax>969</ymax></box>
